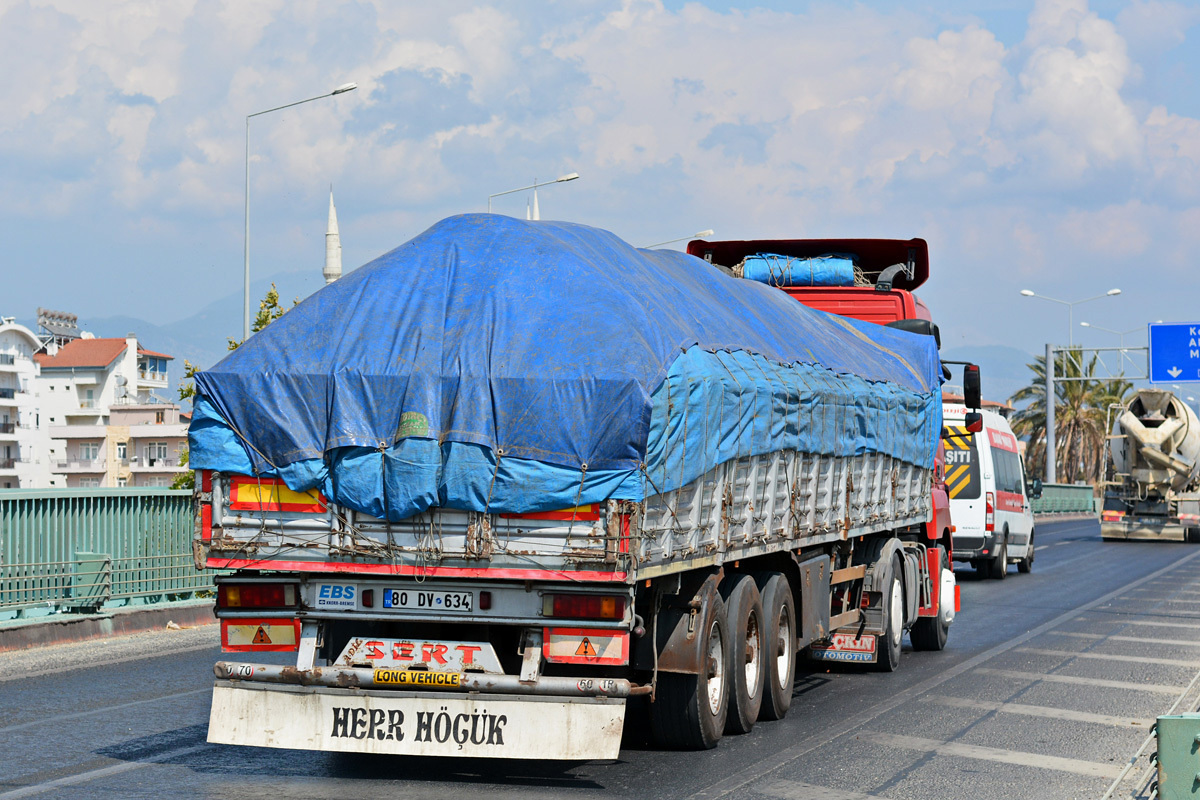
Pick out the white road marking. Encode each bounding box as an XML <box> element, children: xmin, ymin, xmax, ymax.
<box><xmin>1035</xmin><ymin>545</ymin><xmax>1050</xmax><ymax>551</ymax></box>
<box><xmin>930</xmin><ymin>695</ymin><xmax>1149</xmax><ymax>727</ymax></box>
<box><xmin>974</xmin><ymin>667</ymin><xmax>1185</xmax><ymax>694</ymax></box>
<box><xmin>0</xmin><ymin>744</ymin><xmax>209</xmax><ymax>799</ymax></box>
<box><xmin>1016</xmin><ymin>647</ymin><xmax>1200</xmax><ymax>667</ymax></box>
<box><xmin>858</xmin><ymin>731</ymin><xmax>1123</xmax><ymax>779</ymax></box>
<box><xmin>689</xmin><ymin>548</ymin><xmax>1200</xmax><ymax>800</ymax></box>
<box><xmin>1117</xmin><ymin>619</ymin><xmax>1200</xmax><ymax>630</ymax></box>
<box><xmin>1050</xmin><ymin>631</ymin><xmax>1200</xmax><ymax>648</ymax></box>
<box><xmin>755</xmin><ymin>778</ymin><xmax>884</xmax><ymax>800</ymax></box>
<box><xmin>0</xmin><ymin>688</ymin><xmax>210</xmax><ymax>734</ymax></box>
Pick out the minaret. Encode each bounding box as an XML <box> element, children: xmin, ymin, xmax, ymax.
<box><xmin>323</xmin><ymin>190</ymin><xmax>343</xmax><ymax>285</ymax></box>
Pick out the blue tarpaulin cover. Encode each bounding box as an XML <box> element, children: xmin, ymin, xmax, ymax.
<box><xmin>190</xmin><ymin>214</ymin><xmax>941</xmax><ymax>520</ymax></box>
<box><xmin>740</xmin><ymin>253</ymin><xmax>856</xmax><ymax>287</ymax></box>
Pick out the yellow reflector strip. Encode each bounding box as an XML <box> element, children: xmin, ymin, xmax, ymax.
<box><xmin>373</xmin><ymin>670</ymin><xmax>462</xmax><ymax>688</ymax></box>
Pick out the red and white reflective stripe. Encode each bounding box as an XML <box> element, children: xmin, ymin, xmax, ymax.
<box><xmin>200</xmin><ymin>469</ymin><xmax>213</xmax><ymax>542</ymax></box>
<box><xmin>985</xmin><ymin>491</ymin><xmax>995</xmax><ymax>532</ymax></box>
<box><xmin>205</xmin><ymin>557</ymin><xmax>627</xmax><ymax>583</ymax></box>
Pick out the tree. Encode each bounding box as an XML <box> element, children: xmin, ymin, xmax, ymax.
<box><xmin>171</xmin><ymin>284</ymin><xmax>297</xmax><ymax>490</ymax></box>
<box><xmin>1008</xmin><ymin>348</ymin><xmax>1131</xmax><ymax>484</ymax></box>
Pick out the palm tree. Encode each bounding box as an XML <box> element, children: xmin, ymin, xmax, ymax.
<box><xmin>1008</xmin><ymin>348</ymin><xmax>1131</xmax><ymax>483</ymax></box>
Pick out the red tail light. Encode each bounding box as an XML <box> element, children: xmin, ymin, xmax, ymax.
<box><xmin>543</xmin><ymin>593</ymin><xmax>626</xmax><ymax>620</ymax></box>
<box><xmin>217</xmin><ymin>583</ymin><xmax>299</xmax><ymax>609</ymax></box>
<box><xmin>985</xmin><ymin>491</ymin><xmax>995</xmax><ymax>532</ymax></box>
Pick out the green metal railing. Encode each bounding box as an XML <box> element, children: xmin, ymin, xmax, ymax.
<box><xmin>0</xmin><ymin>488</ymin><xmax>211</xmax><ymax>618</ymax></box>
<box><xmin>1031</xmin><ymin>483</ymin><xmax>1098</xmax><ymax>515</ymax></box>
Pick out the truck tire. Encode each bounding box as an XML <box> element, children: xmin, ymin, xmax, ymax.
<box><xmin>910</xmin><ymin>546</ymin><xmax>950</xmax><ymax>651</ymax></box>
<box><xmin>987</xmin><ymin>533</ymin><xmax>1007</xmax><ymax>580</ymax></box>
<box><xmin>874</xmin><ymin>554</ymin><xmax>904</xmax><ymax>672</ymax></box>
<box><xmin>720</xmin><ymin>575</ymin><xmax>766</xmax><ymax>734</ymax></box>
<box><xmin>650</xmin><ymin>594</ymin><xmax>729</xmax><ymax>750</ymax></box>
<box><xmin>1017</xmin><ymin>529</ymin><xmax>1035</xmax><ymax>573</ymax></box>
<box><xmin>754</xmin><ymin>572</ymin><xmax>796</xmax><ymax>721</ymax></box>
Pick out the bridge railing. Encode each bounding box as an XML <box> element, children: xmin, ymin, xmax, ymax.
<box><xmin>1031</xmin><ymin>483</ymin><xmax>1098</xmax><ymax>515</ymax></box>
<box><xmin>0</xmin><ymin>488</ymin><xmax>211</xmax><ymax>619</ymax></box>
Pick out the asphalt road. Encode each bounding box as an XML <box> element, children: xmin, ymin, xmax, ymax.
<box><xmin>2</xmin><ymin>517</ymin><xmax>1195</xmax><ymax>800</ymax></box>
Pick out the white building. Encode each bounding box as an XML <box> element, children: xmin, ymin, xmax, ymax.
<box><xmin>0</xmin><ymin>318</ymin><xmax>50</xmax><ymax>488</ymax></box>
<box><xmin>35</xmin><ymin>334</ymin><xmax>186</xmax><ymax>488</ymax></box>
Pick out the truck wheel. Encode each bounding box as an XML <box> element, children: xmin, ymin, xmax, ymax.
<box><xmin>910</xmin><ymin>546</ymin><xmax>950</xmax><ymax>651</ymax></box>
<box><xmin>874</xmin><ymin>554</ymin><xmax>904</xmax><ymax>672</ymax></box>
<box><xmin>650</xmin><ymin>594</ymin><xmax>729</xmax><ymax>750</ymax></box>
<box><xmin>987</xmin><ymin>534</ymin><xmax>1008</xmax><ymax>580</ymax></box>
<box><xmin>720</xmin><ymin>575</ymin><xmax>766</xmax><ymax>734</ymax></box>
<box><xmin>1017</xmin><ymin>530</ymin><xmax>1035</xmax><ymax>573</ymax></box>
<box><xmin>754</xmin><ymin>572</ymin><xmax>796</xmax><ymax>721</ymax></box>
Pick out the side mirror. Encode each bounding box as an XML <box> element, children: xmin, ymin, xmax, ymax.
<box><xmin>963</xmin><ymin>364</ymin><xmax>981</xmax><ymax>410</ymax></box>
<box><xmin>1027</xmin><ymin>478</ymin><xmax>1043</xmax><ymax>499</ymax></box>
<box><xmin>965</xmin><ymin>412</ymin><xmax>983</xmax><ymax>433</ymax></box>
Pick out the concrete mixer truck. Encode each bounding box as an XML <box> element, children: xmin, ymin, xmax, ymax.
<box><xmin>1101</xmin><ymin>388</ymin><xmax>1200</xmax><ymax>541</ymax></box>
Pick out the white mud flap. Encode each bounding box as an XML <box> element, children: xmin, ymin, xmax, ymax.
<box><xmin>208</xmin><ymin>681</ymin><xmax>626</xmax><ymax>760</ymax></box>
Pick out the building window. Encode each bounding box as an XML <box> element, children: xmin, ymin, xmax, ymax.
<box><xmin>145</xmin><ymin>442</ymin><xmax>169</xmax><ymax>466</ymax></box>
<box><xmin>155</xmin><ymin>410</ymin><xmax>165</xmax><ymax>424</ymax></box>
<box><xmin>83</xmin><ymin>388</ymin><xmax>94</xmax><ymax>408</ymax></box>
<box><xmin>79</xmin><ymin>477</ymin><xmax>100</xmax><ymax>488</ymax></box>
<box><xmin>117</xmin><ymin>441</ymin><xmax>127</xmax><ymax>461</ymax></box>
<box><xmin>80</xmin><ymin>442</ymin><xmax>100</xmax><ymax>461</ymax></box>
<box><xmin>117</xmin><ymin>477</ymin><xmax>128</xmax><ymax>488</ymax></box>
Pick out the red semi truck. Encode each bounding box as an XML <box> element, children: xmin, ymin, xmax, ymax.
<box><xmin>197</xmin><ymin>221</ymin><xmax>977</xmax><ymax>760</ymax></box>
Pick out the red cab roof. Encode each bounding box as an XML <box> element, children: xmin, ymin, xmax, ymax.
<box><xmin>686</xmin><ymin>237</ymin><xmax>929</xmax><ymax>292</ymax></box>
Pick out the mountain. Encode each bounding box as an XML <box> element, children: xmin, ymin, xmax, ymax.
<box><xmin>941</xmin><ymin>345</ymin><xmax>1038</xmax><ymax>407</ymax></box>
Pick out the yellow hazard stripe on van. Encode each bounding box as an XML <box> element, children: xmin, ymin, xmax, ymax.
<box><xmin>943</xmin><ymin>425</ymin><xmax>973</xmax><ymax>450</ymax></box>
<box><xmin>945</xmin><ymin>465</ymin><xmax>972</xmax><ymax>498</ymax></box>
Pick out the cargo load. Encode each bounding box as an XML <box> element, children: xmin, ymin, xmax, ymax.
<box><xmin>190</xmin><ymin>214</ymin><xmax>941</xmax><ymax>522</ymax></box>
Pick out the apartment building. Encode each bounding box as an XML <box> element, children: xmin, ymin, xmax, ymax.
<box><xmin>0</xmin><ymin>318</ymin><xmax>50</xmax><ymax>488</ymax></box>
<box><xmin>36</xmin><ymin>334</ymin><xmax>186</xmax><ymax>488</ymax></box>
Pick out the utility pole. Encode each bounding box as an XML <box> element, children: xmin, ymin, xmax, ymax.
<box><xmin>1045</xmin><ymin>342</ymin><xmax>1056</xmax><ymax>484</ymax></box>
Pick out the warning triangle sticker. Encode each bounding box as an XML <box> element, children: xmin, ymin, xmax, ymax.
<box><xmin>252</xmin><ymin>626</ymin><xmax>272</xmax><ymax>645</ymax></box>
<box><xmin>575</xmin><ymin>637</ymin><xmax>597</xmax><ymax>658</ymax></box>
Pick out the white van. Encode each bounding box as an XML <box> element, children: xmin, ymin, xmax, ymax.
<box><xmin>942</xmin><ymin>404</ymin><xmax>1037</xmax><ymax>579</ymax></box>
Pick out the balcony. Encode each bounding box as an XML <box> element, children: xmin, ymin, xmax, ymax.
<box><xmin>0</xmin><ymin>422</ymin><xmax>14</xmax><ymax>434</ymax></box>
<box><xmin>53</xmin><ymin>459</ymin><xmax>107</xmax><ymax>473</ymax></box>
<box><xmin>49</xmin><ymin>425</ymin><xmax>105</xmax><ymax>439</ymax></box>
<box><xmin>0</xmin><ymin>387</ymin><xmax>16</xmax><ymax>399</ymax></box>
<box><xmin>0</xmin><ymin>457</ymin><xmax>15</xmax><ymax>470</ymax></box>
<box><xmin>0</xmin><ymin>353</ymin><xmax>17</xmax><ymax>371</ymax></box>
<box><xmin>130</xmin><ymin>456</ymin><xmax>184</xmax><ymax>472</ymax></box>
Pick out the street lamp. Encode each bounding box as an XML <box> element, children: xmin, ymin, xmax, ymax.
<box><xmin>487</xmin><ymin>173</ymin><xmax>580</xmax><ymax>217</ymax></box>
<box><xmin>244</xmin><ymin>82</ymin><xmax>358</xmax><ymax>340</ymax></box>
<box><xmin>1078</xmin><ymin>321</ymin><xmax>1143</xmax><ymax>349</ymax></box>
<box><xmin>1019</xmin><ymin>288</ymin><xmax>1121</xmax><ymax>346</ymax></box>
<box><xmin>644</xmin><ymin>230</ymin><xmax>715</xmax><ymax>249</ymax></box>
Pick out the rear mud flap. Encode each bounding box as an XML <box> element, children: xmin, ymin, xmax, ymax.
<box><xmin>208</xmin><ymin>680</ymin><xmax>626</xmax><ymax>760</ymax></box>
<box><xmin>1101</xmin><ymin>522</ymin><xmax>1186</xmax><ymax>541</ymax></box>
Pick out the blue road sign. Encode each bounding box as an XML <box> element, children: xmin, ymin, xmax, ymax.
<box><xmin>1149</xmin><ymin>322</ymin><xmax>1200</xmax><ymax>383</ymax></box>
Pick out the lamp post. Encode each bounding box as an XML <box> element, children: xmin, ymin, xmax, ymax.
<box><xmin>487</xmin><ymin>173</ymin><xmax>580</xmax><ymax>217</ymax></box>
<box><xmin>244</xmin><ymin>82</ymin><xmax>358</xmax><ymax>340</ymax></box>
<box><xmin>1018</xmin><ymin>288</ymin><xmax>1121</xmax><ymax>347</ymax></box>
<box><xmin>1078</xmin><ymin>321</ymin><xmax>1143</xmax><ymax>349</ymax></box>
<box><xmin>644</xmin><ymin>230</ymin><xmax>715</xmax><ymax>249</ymax></box>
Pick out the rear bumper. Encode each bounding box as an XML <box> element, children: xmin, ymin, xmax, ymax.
<box><xmin>950</xmin><ymin>532</ymin><xmax>989</xmax><ymax>560</ymax></box>
<box><xmin>1101</xmin><ymin>520</ymin><xmax>1187</xmax><ymax>541</ymax></box>
<box><xmin>208</xmin><ymin>680</ymin><xmax>626</xmax><ymax>760</ymax></box>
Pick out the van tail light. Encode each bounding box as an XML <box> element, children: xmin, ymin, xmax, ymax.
<box><xmin>217</xmin><ymin>583</ymin><xmax>299</xmax><ymax>609</ymax></box>
<box><xmin>985</xmin><ymin>491</ymin><xmax>995</xmax><ymax>532</ymax></box>
<box><xmin>543</xmin><ymin>593</ymin><xmax>626</xmax><ymax>620</ymax></box>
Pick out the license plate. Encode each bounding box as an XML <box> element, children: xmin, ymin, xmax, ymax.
<box><xmin>382</xmin><ymin>588</ymin><xmax>473</xmax><ymax>612</ymax></box>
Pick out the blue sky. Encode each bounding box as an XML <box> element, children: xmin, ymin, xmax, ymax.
<box><xmin>2</xmin><ymin>0</ymin><xmax>1198</xmax><ymax>363</ymax></box>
